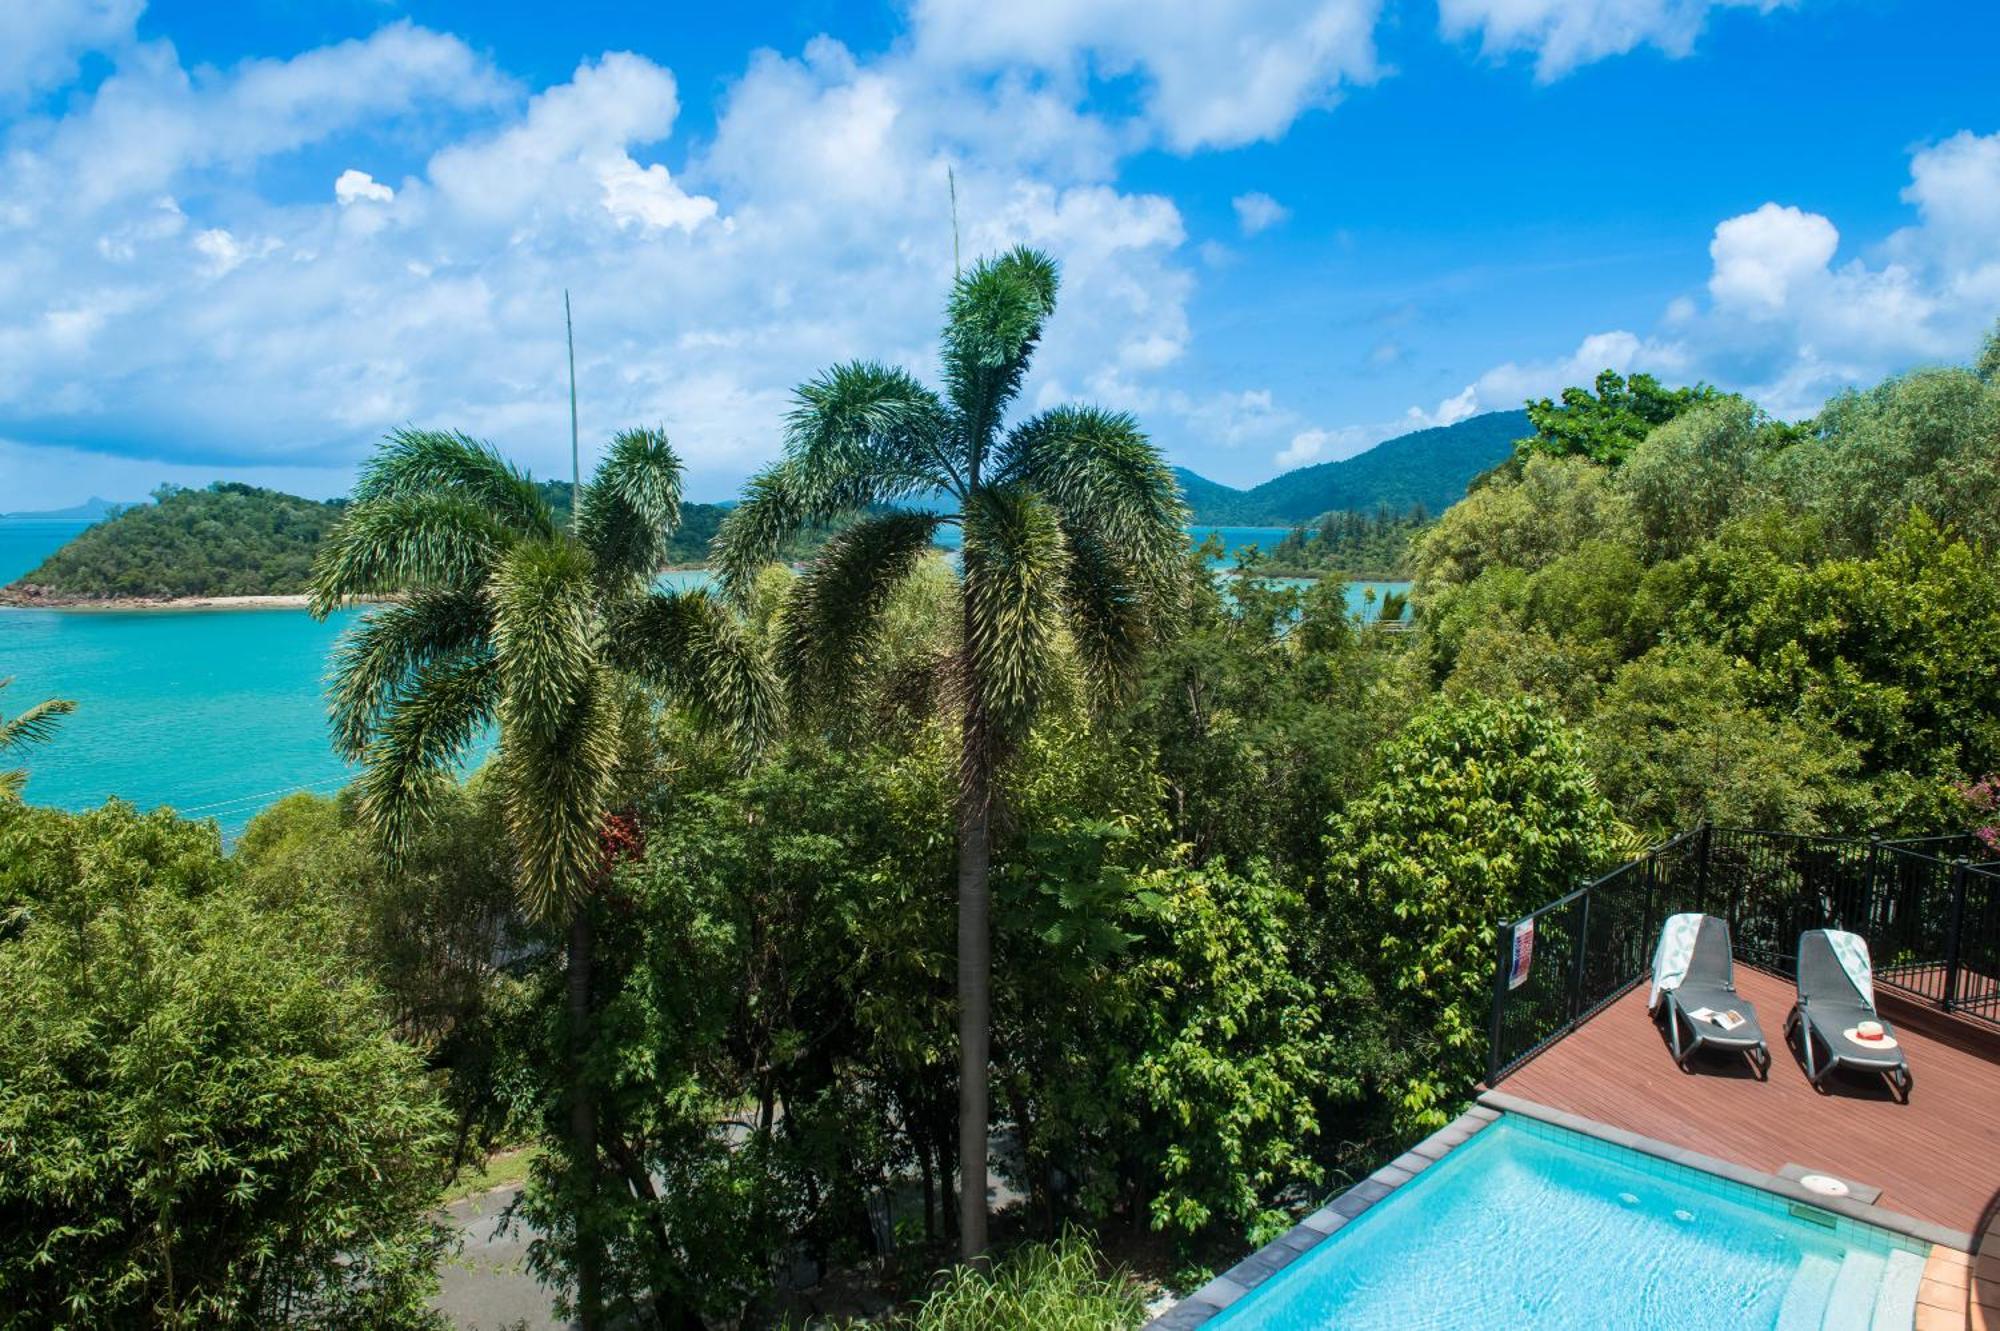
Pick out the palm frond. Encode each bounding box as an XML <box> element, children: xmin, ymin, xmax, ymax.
<box><xmin>711</xmin><ymin>463</ymin><xmax>810</xmax><ymax>603</ymax></box>
<box><xmin>775</xmin><ymin>511</ymin><xmax>942</xmax><ymax>716</ymax></box>
<box><xmin>786</xmin><ymin>362</ymin><xmax>960</xmax><ymax>500</ymax></box>
<box><xmin>996</xmin><ymin>404</ymin><xmax>1191</xmax><ymax>623</ymax></box>
<box><xmin>606</xmin><ymin>589</ymin><xmax>781</xmax><ymax>761</ymax></box>
<box><xmin>354</xmin><ymin>428</ymin><xmax>557</xmax><ymax>539</ymax></box>
<box><xmin>961</xmin><ymin>484</ymin><xmax>1068</xmax><ymax>744</ymax></box>
<box><xmin>943</xmin><ymin>248</ymin><xmax>1059</xmax><ymax>476</ymax></box>
<box><xmin>490</xmin><ymin>539</ymin><xmax>598</xmax><ymax>743</ymax></box>
<box><xmin>496</xmin><ymin>663</ymin><xmax>622</xmax><ymax>922</ymax></box>
<box><xmin>309</xmin><ymin>493</ymin><xmax>516</xmax><ymax>615</ymax></box>
<box><xmin>0</xmin><ymin>682</ymin><xmax>77</xmax><ymax>754</ymax></box>
<box><xmin>354</xmin><ymin>650</ymin><xmax>498</xmax><ymax>858</ymax></box>
<box><xmin>1056</xmin><ymin>524</ymin><xmax>1148</xmax><ymax>704</ymax></box>
<box><xmin>325</xmin><ymin>589</ymin><xmax>492</xmax><ymax>761</ymax></box>
<box><xmin>577</xmin><ymin>426</ymin><xmax>684</xmax><ymax>592</ymax></box>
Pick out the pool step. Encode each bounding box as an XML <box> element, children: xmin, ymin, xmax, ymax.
<box><xmin>1819</xmin><ymin>1247</ymin><xmax>1886</xmax><ymax>1330</ymax></box>
<box><xmin>1777</xmin><ymin>1253</ymin><xmax>1839</xmax><ymax>1331</ymax></box>
<box><xmin>1867</xmin><ymin>1250</ymin><xmax>1925</xmax><ymax>1331</ymax></box>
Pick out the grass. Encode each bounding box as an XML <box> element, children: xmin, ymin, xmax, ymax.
<box><xmin>888</xmin><ymin>1233</ymin><xmax>1148</xmax><ymax>1331</ymax></box>
<box><xmin>440</xmin><ymin>1145</ymin><xmax>538</xmax><ymax>1206</ymax></box>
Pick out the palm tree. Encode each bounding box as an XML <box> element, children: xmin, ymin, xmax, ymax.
<box><xmin>713</xmin><ymin>247</ymin><xmax>1188</xmax><ymax>1257</ymax></box>
<box><xmin>310</xmin><ymin>427</ymin><xmax>776</xmax><ymax>1327</ymax></box>
<box><xmin>0</xmin><ymin>678</ymin><xmax>76</xmax><ymax>801</ymax></box>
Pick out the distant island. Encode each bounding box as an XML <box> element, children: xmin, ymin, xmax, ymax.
<box><xmin>1</xmin><ymin>479</ymin><xmax>814</xmax><ymax>607</ymax></box>
<box><xmin>1176</xmin><ymin>410</ymin><xmax>1527</xmax><ymax>525</ymax></box>
<box><xmin>2</xmin><ymin>496</ymin><xmax>140</xmax><ymax>521</ymax></box>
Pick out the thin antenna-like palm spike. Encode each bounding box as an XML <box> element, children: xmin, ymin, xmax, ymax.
<box><xmin>497</xmin><ymin>664</ymin><xmax>621</xmax><ymax>923</ymax></box>
<box><xmin>353</xmin><ymin>428</ymin><xmax>557</xmax><ymax>539</ymax></box>
<box><xmin>961</xmin><ymin>484</ymin><xmax>1067</xmax><ymax>746</ymax></box>
<box><xmin>943</xmin><ymin>248</ymin><xmax>1059</xmax><ymax>479</ymax></box>
<box><xmin>325</xmin><ymin>589</ymin><xmax>492</xmax><ymax>761</ymax></box>
<box><xmin>606</xmin><ymin>590</ymin><xmax>782</xmax><ymax>763</ymax></box>
<box><xmin>776</xmin><ymin>512</ymin><xmax>942</xmax><ymax>716</ymax></box>
<box><xmin>309</xmin><ymin>494</ymin><xmax>515</xmax><ymax>616</ymax></box>
<box><xmin>354</xmin><ymin>651</ymin><xmax>498</xmax><ymax>858</ymax></box>
<box><xmin>577</xmin><ymin>427</ymin><xmax>684</xmax><ymax>591</ymax></box>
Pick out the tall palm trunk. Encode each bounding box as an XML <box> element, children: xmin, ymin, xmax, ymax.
<box><xmin>568</xmin><ymin>911</ymin><xmax>601</xmax><ymax>1328</ymax></box>
<box><xmin>955</xmin><ymin>676</ymin><xmax>993</xmax><ymax>1260</ymax></box>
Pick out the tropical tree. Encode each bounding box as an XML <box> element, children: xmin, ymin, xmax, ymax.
<box><xmin>0</xmin><ymin>677</ymin><xmax>75</xmax><ymax>800</ymax></box>
<box><xmin>713</xmin><ymin>247</ymin><xmax>1189</xmax><ymax>1257</ymax></box>
<box><xmin>309</xmin><ymin>427</ymin><xmax>776</xmax><ymax>1327</ymax></box>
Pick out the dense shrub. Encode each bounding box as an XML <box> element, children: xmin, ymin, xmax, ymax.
<box><xmin>0</xmin><ymin>801</ymin><xmax>451</xmax><ymax>1330</ymax></box>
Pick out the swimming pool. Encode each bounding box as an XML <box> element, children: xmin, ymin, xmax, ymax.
<box><xmin>1204</xmin><ymin>1116</ymin><xmax>1925</xmax><ymax>1330</ymax></box>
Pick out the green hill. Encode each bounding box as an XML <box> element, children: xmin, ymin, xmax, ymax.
<box><xmin>5</xmin><ymin>483</ymin><xmax>342</xmax><ymax>600</ymax></box>
<box><xmin>1178</xmin><ymin>410</ymin><xmax>1527</xmax><ymax>524</ymax></box>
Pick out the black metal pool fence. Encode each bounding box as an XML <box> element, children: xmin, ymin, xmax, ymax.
<box><xmin>1486</xmin><ymin>825</ymin><xmax>1999</xmax><ymax>1084</ymax></box>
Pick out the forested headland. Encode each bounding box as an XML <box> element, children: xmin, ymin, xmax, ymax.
<box><xmin>4</xmin><ymin>284</ymin><xmax>1998</xmax><ymax>1329</ymax></box>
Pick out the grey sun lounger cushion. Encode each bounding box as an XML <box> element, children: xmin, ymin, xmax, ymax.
<box><xmin>1784</xmin><ymin>930</ymin><xmax>1912</xmax><ymax>1103</ymax></box>
<box><xmin>1653</xmin><ymin>914</ymin><xmax>1771</xmax><ymax>1077</ymax></box>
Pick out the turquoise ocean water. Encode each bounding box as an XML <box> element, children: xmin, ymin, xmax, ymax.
<box><xmin>1</xmin><ymin>519</ymin><xmax>1405</xmax><ymax>835</ymax></box>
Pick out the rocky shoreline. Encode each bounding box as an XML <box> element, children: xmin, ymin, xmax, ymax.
<box><xmin>0</xmin><ymin>585</ymin><xmax>332</xmax><ymax>611</ymax></box>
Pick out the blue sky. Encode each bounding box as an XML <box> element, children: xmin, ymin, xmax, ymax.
<box><xmin>2</xmin><ymin>0</ymin><xmax>1997</xmax><ymax>508</ymax></box>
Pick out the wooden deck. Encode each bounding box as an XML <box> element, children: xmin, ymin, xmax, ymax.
<box><xmin>1497</xmin><ymin>965</ymin><xmax>2000</xmax><ymax>1241</ymax></box>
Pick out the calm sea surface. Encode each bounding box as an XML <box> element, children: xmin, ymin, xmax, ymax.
<box><xmin>0</xmin><ymin>518</ymin><xmax>1404</xmax><ymax>834</ymax></box>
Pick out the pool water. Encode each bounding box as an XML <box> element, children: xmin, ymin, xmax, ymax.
<box><xmin>1208</xmin><ymin>1117</ymin><xmax>1925</xmax><ymax>1330</ymax></box>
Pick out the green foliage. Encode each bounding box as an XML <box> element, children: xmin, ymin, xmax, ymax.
<box><xmin>1411</xmin><ymin>453</ymin><xmax>1631</xmax><ymax>594</ymax></box>
<box><xmin>1324</xmin><ymin>696</ymin><xmax>1616</xmax><ymax>1130</ymax></box>
<box><xmin>1619</xmin><ymin>395</ymin><xmax>1784</xmax><ymax>560</ymax></box>
<box><xmin>0</xmin><ymin>800</ymin><xmax>450</xmax><ymax>1331</ymax></box>
<box><xmin>8</xmin><ymin>482</ymin><xmax>342</xmax><ymax>599</ymax></box>
<box><xmin>1584</xmin><ymin>644</ymin><xmax>1855</xmax><ymax>837</ymax></box>
<box><xmin>885</xmin><ymin>1234</ymin><xmax>1146</xmax><ymax>1331</ymax></box>
<box><xmin>1518</xmin><ymin>370</ymin><xmax>1720</xmax><ymax>466</ymax></box>
<box><xmin>1776</xmin><ymin>364</ymin><xmax>2000</xmax><ymax>554</ymax></box>
<box><xmin>0</xmin><ymin>677</ymin><xmax>75</xmax><ymax>800</ymax></box>
<box><xmin>1262</xmin><ymin>503</ymin><xmax>1426</xmax><ymax>578</ymax></box>
<box><xmin>235</xmin><ymin>786</ymin><xmax>531</xmax><ymax>1165</ymax></box>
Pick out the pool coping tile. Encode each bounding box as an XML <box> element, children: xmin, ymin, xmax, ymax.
<box><xmin>1139</xmin><ymin>1106</ymin><xmax>1496</xmax><ymax>1329</ymax></box>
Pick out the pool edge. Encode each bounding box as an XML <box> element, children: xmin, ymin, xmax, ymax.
<box><xmin>1139</xmin><ymin>1104</ymin><xmax>1502</xmax><ymax>1330</ymax></box>
<box><xmin>1478</xmin><ymin>1088</ymin><xmax>1976</xmax><ymax>1254</ymax></box>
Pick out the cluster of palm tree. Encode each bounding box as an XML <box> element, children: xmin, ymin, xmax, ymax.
<box><xmin>313</xmin><ymin>246</ymin><xmax>1188</xmax><ymax>1324</ymax></box>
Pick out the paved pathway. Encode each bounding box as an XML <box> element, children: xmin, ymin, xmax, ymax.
<box><xmin>435</xmin><ymin>1186</ymin><xmax>565</xmax><ymax>1330</ymax></box>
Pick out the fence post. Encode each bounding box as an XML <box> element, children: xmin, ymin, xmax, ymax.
<box><xmin>1487</xmin><ymin>918</ymin><xmax>1515</xmax><ymax>1086</ymax></box>
<box><xmin>1570</xmin><ymin>891</ymin><xmax>1591</xmax><ymax>1023</ymax></box>
<box><xmin>1641</xmin><ymin>849</ymin><xmax>1658</xmax><ymax>962</ymax></box>
<box><xmin>1942</xmin><ymin>860</ymin><xmax>1968</xmax><ymax>1012</ymax></box>
<box><xmin>1864</xmin><ymin>837</ymin><xmax>1881</xmax><ymax>935</ymax></box>
<box><xmin>1696</xmin><ymin>822</ymin><xmax>1714</xmax><ymax>915</ymax></box>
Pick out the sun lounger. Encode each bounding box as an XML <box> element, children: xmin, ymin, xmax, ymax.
<box><xmin>1784</xmin><ymin>929</ymin><xmax>1912</xmax><ymax>1103</ymax></box>
<box><xmin>1649</xmin><ymin>913</ymin><xmax>1771</xmax><ymax>1077</ymax></box>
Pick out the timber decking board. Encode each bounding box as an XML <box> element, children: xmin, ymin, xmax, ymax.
<box><xmin>1498</xmin><ymin>964</ymin><xmax>2000</xmax><ymax>1238</ymax></box>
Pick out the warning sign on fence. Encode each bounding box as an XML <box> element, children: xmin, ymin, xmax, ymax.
<box><xmin>1508</xmin><ymin>918</ymin><xmax>1535</xmax><ymax>990</ymax></box>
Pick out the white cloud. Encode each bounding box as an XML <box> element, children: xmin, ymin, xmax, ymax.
<box><xmin>1232</xmin><ymin>191</ymin><xmax>1290</xmax><ymax>236</ymax></box>
<box><xmin>1707</xmin><ymin>202</ymin><xmax>1838</xmax><ymax>313</ymax></box>
<box><xmin>909</xmin><ymin>0</ymin><xmax>1381</xmax><ymax>150</ymax></box>
<box><xmin>0</xmin><ymin>24</ymin><xmax>1213</xmax><ymax>501</ymax></box>
<box><xmin>0</xmin><ymin>0</ymin><xmax>141</xmax><ymax>106</ymax></box>
<box><xmin>1438</xmin><ymin>0</ymin><xmax>1793</xmax><ymax>81</ymax></box>
<box><xmin>334</xmin><ymin>169</ymin><xmax>394</xmax><ymax>206</ymax></box>
<box><xmin>1413</xmin><ymin>129</ymin><xmax>2000</xmax><ymax>426</ymax></box>
<box><xmin>1276</xmin><ymin>424</ymin><xmax>1371</xmax><ymax>468</ymax></box>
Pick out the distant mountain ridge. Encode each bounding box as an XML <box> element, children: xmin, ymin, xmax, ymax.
<box><xmin>3</xmin><ymin>496</ymin><xmax>140</xmax><ymax>520</ymax></box>
<box><xmin>1177</xmin><ymin>410</ymin><xmax>1528</xmax><ymax>525</ymax></box>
